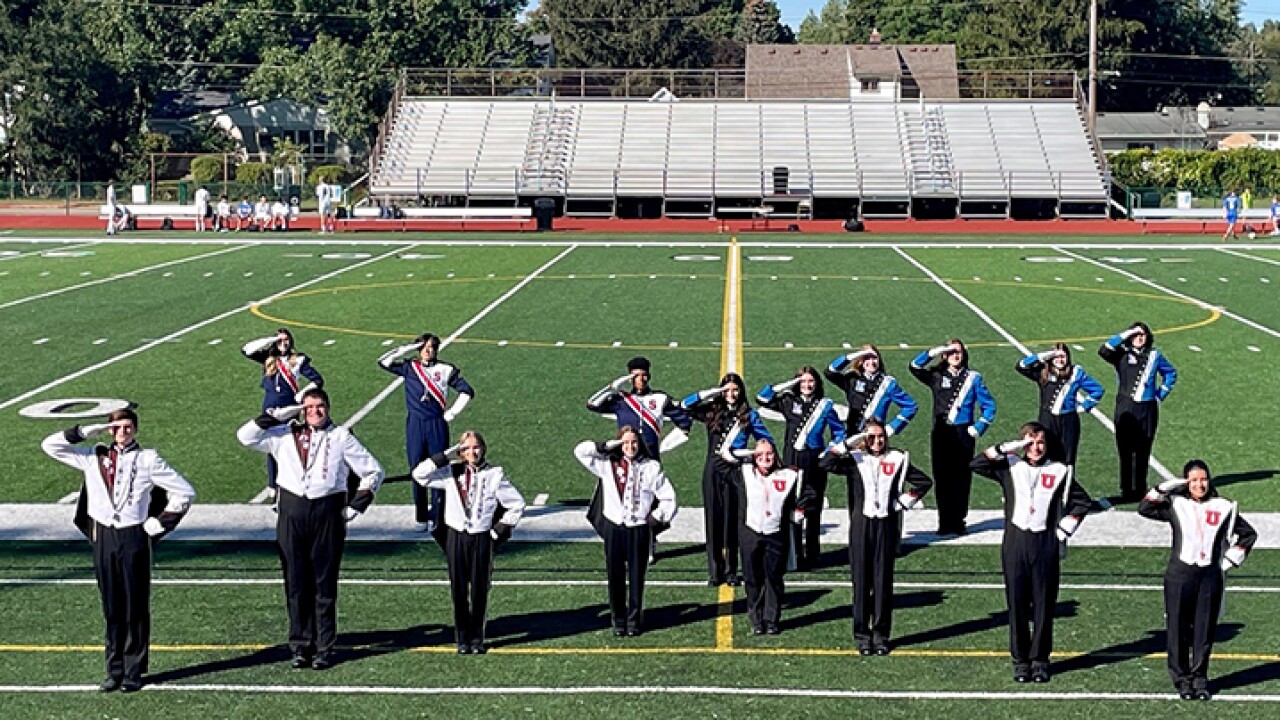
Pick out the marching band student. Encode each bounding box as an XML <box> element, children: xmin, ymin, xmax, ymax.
<box><xmin>587</xmin><ymin>356</ymin><xmax>692</xmax><ymax>461</ymax></box>
<box><xmin>413</xmin><ymin>431</ymin><xmax>525</xmax><ymax>654</ymax></box>
<box><xmin>41</xmin><ymin>409</ymin><xmax>195</xmax><ymax>693</ymax></box>
<box><xmin>820</xmin><ymin>419</ymin><xmax>932</xmax><ymax>655</ymax></box>
<box><xmin>380</xmin><ymin>333</ymin><xmax>474</xmax><ymax>531</ymax></box>
<box><xmin>971</xmin><ymin>422</ymin><xmax>1091</xmax><ymax>684</ymax></box>
<box><xmin>1098</xmin><ymin>322</ymin><xmax>1177</xmax><ymax>501</ymax></box>
<box><xmin>756</xmin><ymin>366</ymin><xmax>846</xmax><ymax>570</ymax></box>
<box><xmin>733</xmin><ymin>440</ymin><xmax>801</xmax><ymax>635</ymax></box>
<box><xmin>242</xmin><ymin>328</ymin><xmax>324</xmax><ymax>499</ymax></box>
<box><xmin>683</xmin><ymin>373</ymin><xmax>773</xmax><ymax>586</ymax></box>
<box><xmin>573</xmin><ymin>427</ymin><xmax>678</xmax><ymax>636</ymax></box>
<box><xmin>1015</xmin><ymin>344</ymin><xmax>1105</xmax><ymax>464</ymax></box>
<box><xmin>1139</xmin><ymin>460</ymin><xmax>1257</xmax><ymax>701</ymax></box>
<box><xmin>237</xmin><ymin>388</ymin><xmax>385</xmax><ymax>670</ymax></box>
<box><xmin>825</xmin><ymin>344</ymin><xmax>918</xmax><ymax>435</ymax></box>
<box><xmin>910</xmin><ymin>339</ymin><xmax>996</xmax><ymax>536</ymax></box>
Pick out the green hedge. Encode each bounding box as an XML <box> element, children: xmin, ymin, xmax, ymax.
<box><xmin>306</xmin><ymin>165</ymin><xmax>350</xmax><ymax>186</ymax></box>
<box><xmin>235</xmin><ymin>162</ymin><xmax>273</xmax><ymax>185</ymax></box>
<box><xmin>1109</xmin><ymin>148</ymin><xmax>1280</xmax><ymax>196</ymax></box>
<box><xmin>190</xmin><ymin>155</ymin><xmax>228</xmax><ymax>184</ymax></box>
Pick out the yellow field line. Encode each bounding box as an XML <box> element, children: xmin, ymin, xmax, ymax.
<box><xmin>2</xmin><ymin>644</ymin><xmax>1277</xmax><ymax>662</ymax></box>
<box><xmin>713</xmin><ymin>238</ymin><xmax>743</xmax><ymax>650</ymax></box>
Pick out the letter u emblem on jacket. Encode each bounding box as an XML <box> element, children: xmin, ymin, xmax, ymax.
<box><xmin>1040</xmin><ymin>473</ymin><xmax>1056</xmax><ymax>489</ymax></box>
<box><xmin>773</xmin><ymin>479</ymin><xmax>787</xmax><ymax>492</ymax></box>
<box><xmin>1206</xmin><ymin>510</ymin><xmax>1221</xmax><ymax>526</ymax></box>
<box><xmin>880</xmin><ymin>461</ymin><xmax>897</xmax><ymax>475</ymax></box>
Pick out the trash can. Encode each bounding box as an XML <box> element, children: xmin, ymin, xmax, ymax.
<box><xmin>533</xmin><ymin>198</ymin><xmax>556</xmax><ymax>232</ymax></box>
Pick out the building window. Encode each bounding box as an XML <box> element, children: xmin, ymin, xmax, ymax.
<box><xmin>861</xmin><ymin>78</ymin><xmax>881</xmax><ymax>93</ymax></box>
<box><xmin>1126</xmin><ymin>142</ymin><xmax>1155</xmax><ymax>150</ymax></box>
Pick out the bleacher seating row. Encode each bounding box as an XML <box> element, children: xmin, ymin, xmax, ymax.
<box><xmin>372</xmin><ymin>98</ymin><xmax>1107</xmax><ymax>215</ymax></box>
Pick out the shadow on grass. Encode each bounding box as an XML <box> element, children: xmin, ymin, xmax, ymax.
<box><xmin>779</xmin><ymin>589</ymin><xmax>944</xmax><ymax>631</ymax></box>
<box><xmin>891</xmin><ymin>600</ymin><xmax>1080</xmax><ymax>648</ymax></box>
<box><xmin>1213</xmin><ymin>469</ymin><xmax>1278</xmax><ymax>489</ymax></box>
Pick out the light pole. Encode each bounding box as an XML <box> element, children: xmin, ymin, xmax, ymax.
<box><xmin>1088</xmin><ymin>0</ymin><xmax>1098</xmax><ymax>134</ymax></box>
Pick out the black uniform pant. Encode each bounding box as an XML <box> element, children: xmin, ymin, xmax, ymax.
<box><xmin>1115</xmin><ymin>400</ymin><xmax>1158</xmax><ymax>499</ymax></box>
<box><xmin>1041</xmin><ymin>412</ymin><xmax>1081</xmax><ymax>465</ymax></box>
<box><xmin>1001</xmin><ymin>528</ymin><xmax>1060</xmax><ymax>665</ymax></box>
<box><xmin>276</xmin><ymin>490</ymin><xmax>346</xmax><ymax>657</ymax></box>
<box><xmin>703</xmin><ymin>458</ymin><xmax>740</xmax><ymax>582</ymax></box>
<box><xmin>850</xmin><ymin>513</ymin><xmax>899</xmax><ymax>648</ymax></box>
<box><xmin>407</xmin><ymin>416</ymin><xmax>449</xmax><ymax>524</ymax></box>
<box><xmin>602</xmin><ymin>521</ymin><xmax>652</xmax><ymax>630</ymax></box>
<box><xmin>445</xmin><ymin>527</ymin><xmax>494</xmax><ymax>645</ymax></box>
<box><xmin>92</xmin><ymin>523</ymin><xmax>151</xmax><ymax>682</ymax></box>
<box><xmin>1164</xmin><ymin>564</ymin><xmax>1224</xmax><ymax>690</ymax></box>
<box><xmin>788</xmin><ymin>449</ymin><xmax>826</xmax><ymax>569</ymax></box>
<box><xmin>740</xmin><ymin>527</ymin><xmax>787</xmax><ymax>629</ymax></box>
<box><xmin>931</xmin><ymin>421</ymin><xmax>976</xmax><ymax>532</ymax></box>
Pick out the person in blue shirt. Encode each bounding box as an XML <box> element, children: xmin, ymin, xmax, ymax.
<box><xmin>909</xmin><ymin>339</ymin><xmax>996</xmax><ymax>536</ymax></box>
<box><xmin>1222</xmin><ymin>189</ymin><xmax>1241</xmax><ymax>241</ymax></box>
<box><xmin>825</xmin><ymin>344</ymin><xmax>917</xmax><ymax>435</ymax></box>
<box><xmin>1269</xmin><ymin>194</ymin><xmax>1280</xmax><ymax>237</ymax></box>
<box><xmin>236</xmin><ymin>197</ymin><xmax>254</xmax><ymax>231</ymax></box>
<box><xmin>756</xmin><ymin>366</ymin><xmax>845</xmax><ymax>570</ymax></box>
<box><xmin>1015</xmin><ymin>343</ymin><xmax>1105</xmax><ymax>465</ymax></box>
<box><xmin>683</xmin><ymin>373</ymin><xmax>773</xmax><ymax>586</ymax></box>
<box><xmin>1098</xmin><ymin>322</ymin><xmax>1177</xmax><ymax>501</ymax></box>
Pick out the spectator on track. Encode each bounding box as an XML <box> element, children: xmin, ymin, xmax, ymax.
<box><xmin>271</xmin><ymin>197</ymin><xmax>290</xmax><ymax>230</ymax></box>
<box><xmin>821</xmin><ymin>420</ymin><xmax>932</xmax><ymax>655</ymax></box>
<box><xmin>573</xmin><ymin>427</ymin><xmax>677</xmax><ymax>637</ymax></box>
<box><xmin>909</xmin><ymin>339</ymin><xmax>996</xmax><ymax>536</ymax></box>
<box><xmin>254</xmin><ymin>194</ymin><xmax>272</xmax><ymax>232</ymax></box>
<box><xmin>1223</xmin><ymin>189</ymin><xmax>1241</xmax><ymax>241</ymax></box>
<box><xmin>412</xmin><ymin>431</ymin><xmax>525</xmax><ymax>654</ymax></box>
<box><xmin>1139</xmin><ymin>459</ymin><xmax>1257</xmax><ymax>701</ymax></box>
<box><xmin>971</xmin><ymin>422</ymin><xmax>1090</xmax><ymax>684</ymax></box>
<box><xmin>682</xmin><ymin>373</ymin><xmax>773</xmax><ymax>587</ymax></box>
<box><xmin>236</xmin><ymin>196</ymin><xmax>253</xmax><ymax>231</ymax></box>
<box><xmin>215</xmin><ymin>195</ymin><xmax>231</xmax><ymax>232</ymax></box>
<box><xmin>194</xmin><ymin>185</ymin><xmax>210</xmax><ymax>232</ymax></box>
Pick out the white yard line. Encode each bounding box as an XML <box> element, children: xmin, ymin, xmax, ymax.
<box><xmin>0</xmin><ymin>245</ymin><xmax>250</xmax><ymax>311</ymax></box>
<box><xmin>892</xmin><ymin>246</ymin><xmax>1177</xmax><ymax>482</ymax></box>
<box><xmin>0</xmin><ymin>683</ymin><xmax>1277</xmax><ymax>702</ymax></box>
<box><xmin>0</xmin><ymin>245</ymin><xmax>418</xmax><ymax>413</ymax></box>
<box><xmin>343</xmin><ymin>245</ymin><xmax>578</xmax><ymax>428</ymax></box>
<box><xmin>2</xmin><ymin>577</ymin><xmax>1279</xmax><ymax>593</ymax></box>
<box><xmin>1218</xmin><ymin>247</ymin><xmax>1280</xmax><ymax>268</ymax></box>
<box><xmin>1056</xmin><ymin>247</ymin><xmax>1280</xmax><ymax>341</ymax></box>
<box><xmin>0</xmin><ymin>241</ymin><xmax>98</xmax><ymax>261</ymax></box>
<box><xmin>248</xmin><ymin>488</ymin><xmax>274</xmax><ymax>505</ymax></box>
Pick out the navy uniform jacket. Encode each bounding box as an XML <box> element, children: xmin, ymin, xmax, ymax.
<box><xmin>588</xmin><ymin>387</ymin><xmax>691</xmax><ymax>459</ymax></box>
<box><xmin>382</xmin><ymin>358</ymin><xmax>474</xmax><ymax>422</ymax></box>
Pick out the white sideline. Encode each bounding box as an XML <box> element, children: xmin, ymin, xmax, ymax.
<box><xmin>342</xmin><ymin>245</ymin><xmax>578</xmax><ymax>429</ymax></box>
<box><xmin>1056</xmin><ymin>247</ymin><xmax>1280</xmax><ymax>341</ymax></box>
<box><xmin>0</xmin><ymin>244</ymin><xmax>250</xmax><ymax>311</ymax></box>
<box><xmin>891</xmin><ymin>246</ymin><xmax>1177</xmax><ymax>482</ymax></box>
<box><xmin>1</xmin><ymin>684</ymin><xmax>1278</xmax><ymax>702</ymax></box>
<box><xmin>0</xmin><ymin>244</ymin><xmax>419</xmax><ymax>412</ymax></box>
<box><xmin>1219</xmin><ymin>248</ymin><xmax>1280</xmax><ymax>268</ymax></box>
<box><xmin>2</xmin><ymin>578</ymin><xmax>1279</xmax><ymax>593</ymax></box>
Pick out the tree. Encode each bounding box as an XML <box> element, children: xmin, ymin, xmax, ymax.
<box><xmin>540</xmin><ymin>0</ymin><xmax>746</xmax><ymax>68</ymax></box>
<box><xmin>736</xmin><ymin>0</ymin><xmax>793</xmax><ymax>45</ymax></box>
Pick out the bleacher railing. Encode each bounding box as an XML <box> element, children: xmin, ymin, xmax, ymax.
<box><xmin>400</xmin><ymin>69</ymin><xmax>1080</xmax><ymax>101</ymax></box>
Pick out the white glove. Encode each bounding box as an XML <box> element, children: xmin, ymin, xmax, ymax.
<box><xmin>792</xmin><ymin>509</ymin><xmax>806</xmax><ymax>525</ymax></box>
<box><xmin>1120</xmin><ymin>326</ymin><xmax>1141</xmax><ymax>340</ymax></box>
<box><xmin>378</xmin><ymin>342</ymin><xmax>422</xmax><ymax>367</ymax></box>
<box><xmin>242</xmin><ymin>335</ymin><xmax>277</xmax><ymax>355</ymax></box>
<box><xmin>268</xmin><ymin>405</ymin><xmax>303</xmax><ymax>422</ymax></box>
<box><xmin>772</xmin><ymin>377</ymin><xmax>801</xmax><ymax>394</ymax></box>
<box><xmin>697</xmin><ymin>385</ymin><xmax>727</xmax><ymax>402</ymax></box>
<box><xmin>844</xmin><ymin>432</ymin><xmax>869</xmax><ymax>450</ymax></box>
<box><xmin>824</xmin><ymin>441</ymin><xmax>848</xmax><ymax>457</ymax></box>
<box><xmin>80</xmin><ymin>423</ymin><xmax>113</xmax><ymax>437</ymax></box>
<box><xmin>927</xmin><ymin>344</ymin><xmax>952</xmax><ymax>359</ymax></box>
<box><xmin>1222</xmin><ymin>546</ymin><xmax>1246</xmax><ymax>571</ymax></box>
<box><xmin>967</xmin><ymin>426</ymin><xmax>980</xmax><ymax>439</ymax></box>
<box><xmin>1036</xmin><ymin>349</ymin><xmax>1062</xmax><ymax>363</ymax></box>
<box><xmin>731</xmin><ymin>448</ymin><xmax>754</xmax><ymax>461</ymax></box>
<box><xmin>997</xmin><ymin>438</ymin><xmax>1031</xmax><ymax>455</ymax></box>
<box><xmin>293</xmin><ymin>382</ymin><xmax>317</xmax><ymax>403</ymax></box>
<box><xmin>609</xmin><ymin>374</ymin><xmax>632</xmax><ymax>392</ymax></box>
<box><xmin>1157</xmin><ymin>478</ymin><xmax>1189</xmax><ymax>494</ymax></box>
<box><xmin>848</xmin><ymin>348</ymin><xmax>875</xmax><ymax>362</ymax></box>
<box><xmin>443</xmin><ymin>393</ymin><xmax>470</xmax><ymax>424</ymax></box>
<box><xmin>1057</xmin><ymin>514</ymin><xmax>1081</xmax><ymax>540</ymax></box>
<box><xmin>443</xmin><ymin>443</ymin><xmax>462</xmax><ymax>462</ymax></box>
<box><xmin>343</xmin><ymin>507</ymin><xmax>361</xmax><ymax>523</ymax></box>
<box><xmin>659</xmin><ymin>427</ymin><xmax>689</xmax><ymax>454</ymax></box>
<box><xmin>143</xmin><ymin>518</ymin><xmax>165</xmax><ymax>536</ymax></box>
<box><xmin>885</xmin><ymin>425</ymin><xmax>896</xmax><ymax>438</ymax></box>
<box><xmin>895</xmin><ymin>493</ymin><xmax>919</xmax><ymax>511</ymax></box>
<box><xmin>603</xmin><ymin>439</ymin><xmax>624</xmax><ymax>451</ymax></box>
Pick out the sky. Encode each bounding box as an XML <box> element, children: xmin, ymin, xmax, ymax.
<box><xmin>770</xmin><ymin>0</ymin><xmax>1280</xmax><ymax>30</ymax></box>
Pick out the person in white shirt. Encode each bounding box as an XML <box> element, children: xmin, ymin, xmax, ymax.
<box><xmin>41</xmin><ymin>408</ymin><xmax>195</xmax><ymax>693</ymax></box>
<box><xmin>215</xmin><ymin>195</ymin><xmax>232</xmax><ymax>232</ymax></box>
<box><xmin>105</xmin><ymin>181</ymin><xmax>118</xmax><ymax>235</ymax></box>
<box><xmin>271</xmin><ymin>198</ymin><xmax>290</xmax><ymax>230</ymax></box>
<box><xmin>237</xmin><ymin>387</ymin><xmax>385</xmax><ymax>670</ymax></box>
<box><xmin>574</xmin><ymin>427</ymin><xmax>677</xmax><ymax>636</ymax></box>
<box><xmin>194</xmin><ymin>185</ymin><xmax>210</xmax><ymax>231</ymax></box>
<box><xmin>733</xmin><ymin>440</ymin><xmax>801</xmax><ymax>636</ymax></box>
<box><xmin>253</xmin><ymin>194</ymin><xmax>271</xmax><ymax>232</ymax></box>
<box><xmin>412</xmin><ymin>430</ymin><xmax>525</xmax><ymax>654</ymax></box>
<box><xmin>316</xmin><ymin>179</ymin><xmax>331</xmax><ymax>234</ymax></box>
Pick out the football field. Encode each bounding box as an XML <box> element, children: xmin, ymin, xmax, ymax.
<box><xmin>1</xmin><ymin>232</ymin><xmax>1279</xmax><ymax>715</ymax></box>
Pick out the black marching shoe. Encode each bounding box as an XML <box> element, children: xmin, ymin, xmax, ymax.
<box><xmin>873</xmin><ymin>644</ymin><xmax>890</xmax><ymax>656</ymax></box>
<box><xmin>726</xmin><ymin>575</ymin><xmax>743</xmax><ymax>587</ymax></box>
<box><xmin>1030</xmin><ymin>663</ymin><xmax>1051</xmax><ymax>683</ymax></box>
<box><xmin>1013</xmin><ymin>664</ymin><xmax>1031</xmax><ymax>683</ymax></box>
<box><xmin>290</xmin><ymin>653</ymin><xmax>312</xmax><ymax>670</ymax></box>
<box><xmin>613</xmin><ymin>627</ymin><xmax>627</xmax><ymax>637</ymax></box>
<box><xmin>1177</xmin><ymin>682</ymin><xmax>1194</xmax><ymax>700</ymax></box>
<box><xmin>625</xmin><ymin>627</ymin><xmax>642</xmax><ymax>637</ymax></box>
<box><xmin>457</xmin><ymin>643</ymin><xmax>472</xmax><ymax>655</ymax></box>
<box><xmin>470</xmin><ymin>642</ymin><xmax>488</xmax><ymax>655</ymax></box>
<box><xmin>708</xmin><ymin>577</ymin><xmax>725</xmax><ymax>587</ymax></box>
<box><xmin>120</xmin><ymin>679</ymin><xmax>143</xmax><ymax>694</ymax></box>
<box><xmin>765</xmin><ymin>623</ymin><xmax>780</xmax><ymax>635</ymax></box>
<box><xmin>99</xmin><ymin>676</ymin><xmax>123</xmax><ymax>693</ymax></box>
<box><xmin>1193</xmin><ymin>684</ymin><xmax>1211</xmax><ymax>701</ymax></box>
<box><xmin>311</xmin><ymin>653</ymin><xmax>335</xmax><ymax>670</ymax></box>
<box><xmin>857</xmin><ymin>645</ymin><xmax>873</xmax><ymax>656</ymax></box>
<box><xmin>752</xmin><ymin>625</ymin><xmax>766</xmax><ymax>636</ymax></box>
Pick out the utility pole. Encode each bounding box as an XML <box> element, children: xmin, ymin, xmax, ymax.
<box><xmin>1088</xmin><ymin>0</ymin><xmax>1098</xmax><ymax>134</ymax></box>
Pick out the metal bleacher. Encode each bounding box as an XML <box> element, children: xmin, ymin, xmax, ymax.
<box><xmin>371</xmin><ymin>97</ymin><xmax>1108</xmax><ymax>218</ymax></box>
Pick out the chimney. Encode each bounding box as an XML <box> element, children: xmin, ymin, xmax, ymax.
<box><xmin>1196</xmin><ymin>101</ymin><xmax>1211</xmax><ymax>131</ymax></box>
<box><xmin>869</xmin><ymin>28</ymin><xmax>881</xmax><ymax>45</ymax></box>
